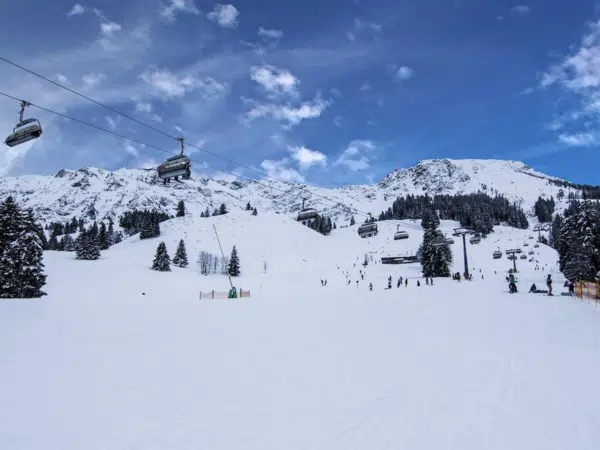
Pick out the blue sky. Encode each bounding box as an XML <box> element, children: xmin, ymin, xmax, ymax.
<box><xmin>1</xmin><ymin>0</ymin><xmax>599</xmax><ymax>186</ymax></box>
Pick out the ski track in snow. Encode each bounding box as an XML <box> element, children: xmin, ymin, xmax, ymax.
<box><xmin>1</xmin><ymin>210</ymin><xmax>599</xmax><ymax>450</ymax></box>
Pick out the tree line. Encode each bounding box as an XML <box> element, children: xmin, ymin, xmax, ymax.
<box><xmin>549</xmin><ymin>195</ymin><xmax>600</xmax><ymax>282</ymax></box>
<box><xmin>377</xmin><ymin>192</ymin><xmax>529</xmax><ymax>235</ymax></box>
<box><xmin>151</xmin><ymin>239</ymin><xmax>241</xmax><ymax>276</ymax></box>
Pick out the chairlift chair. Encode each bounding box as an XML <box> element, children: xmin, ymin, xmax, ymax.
<box><xmin>394</xmin><ymin>225</ymin><xmax>409</xmax><ymax>240</ymax></box>
<box><xmin>4</xmin><ymin>101</ymin><xmax>43</xmax><ymax>147</ymax></box>
<box><xmin>157</xmin><ymin>137</ymin><xmax>191</xmax><ymax>183</ymax></box>
<box><xmin>358</xmin><ymin>223</ymin><xmax>378</xmax><ymax>238</ymax></box>
<box><xmin>534</xmin><ymin>244</ymin><xmax>539</xmax><ymax>248</ymax></box>
<box><xmin>493</xmin><ymin>250</ymin><xmax>502</xmax><ymax>259</ymax></box>
<box><xmin>469</xmin><ymin>236</ymin><xmax>481</xmax><ymax>244</ymax></box>
<box><xmin>297</xmin><ymin>198</ymin><xmax>318</xmax><ymax>223</ymax></box>
<box><xmin>520</xmin><ymin>254</ymin><xmax>527</xmax><ymax>260</ymax></box>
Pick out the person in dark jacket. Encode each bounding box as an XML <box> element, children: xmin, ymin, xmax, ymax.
<box><xmin>546</xmin><ymin>274</ymin><xmax>553</xmax><ymax>296</ymax></box>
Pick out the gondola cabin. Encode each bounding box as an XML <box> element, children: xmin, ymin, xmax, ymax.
<box><xmin>157</xmin><ymin>154</ymin><xmax>191</xmax><ymax>182</ymax></box>
<box><xmin>5</xmin><ymin>118</ymin><xmax>42</xmax><ymax>147</ymax></box>
<box><xmin>493</xmin><ymin>250</ymin><xmax>502</xmax><ymax>259</ymax></box>
<box><xmin>358</xmin><ymin>223</ymin><xmax>378</xmax><ymax>238</ymax></box>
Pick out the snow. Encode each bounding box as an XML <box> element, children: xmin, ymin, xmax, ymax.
<box><xmin>1</xmin><ymin>210</ymin><xmax>600</xmax><ymax>449</ymax></box>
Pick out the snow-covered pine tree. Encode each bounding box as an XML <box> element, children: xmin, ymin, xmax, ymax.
<box><xmin>47</xmin><ymin>234</ymin><xmax>59</xmax><ymax>250</ymax></box>
<box><xmin>107</xmin><ymin>219</ymin><xmax>115</xmax><ymax>245</ymax></box>
<box><xmin>252</xmin><ymin>207</ymin><xmax>257</xmax><ymax>216</ymax></box>
<box><xmin>228</xmin><ymin>245</ymin><xmax>240</xmax><ymax>276</ymax></box>
<box><xmin>0</xmin><ymin>199</ymin><xmax>47</xmax><ymax>298</ymax></box>
<box><xmin>62</xmin><ymin>234</ymin><xmax>76</xmax><ymax>252</ymax></box>
<box><xmin>172</xmin><ymin>239</ymin><xmax>189</xmax><ymax>268</ymax></box>
<box><xmin>13</xmin><ymin>208</ymin><xmax>47</xmax><ymax>298</ymax></box>
<box><xmin>219</xmin><ymin>203</ymin><xmax>227</xmax><ymax>215</ymax></box>
<box><xmin>151</xmin><ymin>241</ymin><xmax>171</xmax><ymax>271</ymax></box>
<box><xmin>0</xmin><ymin>197</ymin><xmax>24</xmax><ymax>298</ymax></box>
<box><xmin>99</xmin><ymin>222</ymin><xmax>110</xmax><ymax>250</ymax></box>
<box><xmin>418</xmin><ymin>208</ymin><xmax>452</xmax><ymax>277</ymax></box>
<box><xmin>246</xmin><ymin>202</ymin><xmax>251</xmax><ymax>211</ymax></box>
<box><xmin>176</xmin><ymin>200</ymin><xmax>186</xmax><ymax>217</ymax></box>
<box><xmin>350</xmin><ymin>216</ymin><xmax>356</xmax><ymax>226</ymax></box>
<box><xmin>75</xmin><ymin>229</ymin><xmax>101</xmax><ymax>260</ymax></box>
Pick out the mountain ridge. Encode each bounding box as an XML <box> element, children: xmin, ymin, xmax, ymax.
<box><xmin>0</xmin><ymin>158</ymin><xmax>584</xmax><ymax>225</ymax></box>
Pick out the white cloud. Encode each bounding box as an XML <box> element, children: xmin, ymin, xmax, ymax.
<box><xmin>250</xmin><ymin>65</ymin><xmax>298</xmax><ymax>97</ymax></box>
<box><xmin>346</xmin><ymin>32</ymin><xmax>356</xmax><ymax>42</ymax></box>
<box><xmin>360</xmin><ymin>82</ymin><xmax>372</xmax><ymax>92</ymax></box>
<box><xmin>395</xmin><ymin>66</ymin><xmax>414</xmax><ymax>80</ymax></box>
<box><xmin>67</xmin><ymin>4</ymin><xmax>85</xmax><ymax>16</ymax></box>
<box><xmin>207</xmin><ymin>4</ymin><xmax>239</xmax><ymax>28</ymax></box>
<box><xmin>106</xmin><ymin>116</ymin><xmax>117</xmax><ymax>130</ymax></box>
<box><xmin>141</xmin><ymin>68</ymin><xmax>228</xmax><ymax>100</ymax></box>
<box><xmin>540</xmin><ymin>19</ymin><xmax>600</xmax><ymax>145</ymax></box>
<box><xmin>56</xmin><ymin>73</ymin><xmax>69</xmax><ymax>84</ymax></box>
<box><xmin>353</xmin><ymin>17</ymin><xmax>382</xmax><ymax>32</ymax></box>
<box><xmin>260</xmin><ymin>158</ymin><xmax>304</xmax><ymax>182</ymax></box>
<box><xmin>100</xmin><ymin>21</ymin><xmax>122</xmax><ymax>37</ymax></box>
<box><xmin>160</xmin><ymin>0</ymin><xmax>200</xmax><ymax>22</ymax></box>
<box><xmin>333</xmin><ymin>116</ymin><xmax>343</xmax><ymax>127</ymax></box>
<box><xmin>81</xmin><ymin>72</ymin><xmax>106</xmax><ymax>88</ymax></box>
<box><xmin>558</xmin><ymin>132</ymin><xmax>596</xmax><ymax>146</ymax></box>
<box><xmin>334</xmin><ymin>139</ymin><xmax>376</xmax><ymax>171</ymax></box>
<box><xmin>511</xmin><ymin>4</ymin><xmax>531</xmax><ymax>14</ymax></box>
<box><xmin>289</xmin><ymin>146</ymin><xmax>327</xmax><ymax>170</ymax></box>
<box><xmin>246</xmin><ymin>96</ymin><xmax>329</xmax><ymax>127</ymax></box>
<box><xmin>258</xmin><ymin>27</ymin><xmax>283</xmax><ymax>40</ymax></box>
<box><xmin>135</xmin><ymin>102</ymin><xmax>153</xmax><ymax>113</ymax></box>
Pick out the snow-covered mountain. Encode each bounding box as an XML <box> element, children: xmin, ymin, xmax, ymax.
<box><xmin>0</xmin><ymin>158</ymin><xmax>579</xmax><ymax>224</ymax></box>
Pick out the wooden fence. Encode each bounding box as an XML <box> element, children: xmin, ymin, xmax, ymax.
<box><xmin>574</xmin><ymin>281</ymin><xmax>600</xmax><ymax>305</ymax></box>
<box><xmin>199</xmin><ymin>289</ymin><xmax>251</xmax><ymax>299</ymax></box>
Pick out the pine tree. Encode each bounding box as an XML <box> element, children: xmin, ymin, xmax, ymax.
<box><xmin>246</xmin><ymin>202</ymin><xmax>251</xmax><ymax>211</ymax></box>
<box><xmin>151</xmin><ymin>241</ymin><xmax>171</xmax><ymax>271</ymax></box>
<box><xmin>47</xmin><ymin>234</ymin><xmax>59</xmax><ymax>250</ymax></box>
<box><xmin>0</xmin><ymin>199</ymin><xmax>47</xmax><ymax>298</ymax></box>
<box><xmin>107</xmin><ymin>219</ymin><xmax>115</xmax><ymax>245</ymax></box>
<box><xmin>75</xmin><ymin>229</ymin><xmax>101</xmax><ymax>260</ymax></box>
<box><xmin>219</xmin><ymin>203</ymin><xmax>227</xmax><ymax>215</ymax></box>
<box><xmin>172</xmin><ymin>239</ymin><xmax>189</xmax><ymax>268</ymax></box>
<box><xmin>14</xmin><ymin>209</ymin><xmax>47</xmax><ymax>297</ymax></box>
<box><xmin>176</xmin><ymin>200</ymin><xmax>186</xmax><ymax>217</ymax></box>
<box><xmin>252</xmin><ymin>207</ymin><xmax>257</xmax><ymax>216</ymax></box>
<box><xmin>228</xmin><ymin>245</ymin><xmax>240</xmax><ymax>276</ymax></box>
<box><xmin>99</xmin><ymin>222</ymin><xmax>110</xmax><ymax>250</ymax></box>
<box><xmin>418</xmin><ymin>208</ymin><xmax>452</xmax><ymax>277</ymax></box>
<box><xmin>62</xmin><ymin>234</ymin><xmax>76</xmax><ymax>252</ymax></box>
<box><xmin>350</xmin><ymin>216</ymin><xmax>356</xmax><ymax>226</ymax></box>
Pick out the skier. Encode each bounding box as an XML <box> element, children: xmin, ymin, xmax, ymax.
<box><xmin>397</xmin><ymin>279</ymin><xmax>401</xmax><ymax>288</ymax></box>
<box><xmin>387</xmin><ymin>280</ymin><xmax>392</xmax><ymax>289</ymax></box>
<box><xmin>426</xmin><ymin>277</ymin><xmax>429</xmax><ymax>285</ymax></box>
<box><xmin>430</xmin><ymin>277</ymin><xmax>434</xmax><ymax>285</ymax></box>
<box><xmin>529</xmin><ymin>283</ymin><xmax>538</xmax><ymax>293</ymax></box>
<box><xmin>546</xmin><ymin>274</ymin><xmax>553</xmax><ymax>296</ymax></box>
<box><xmin>369</xmin><ymin>283</ymin><xmax>373</xmax><ymax>291</ymax></box>
<box><xmin>405</xmin><ymin>279</ymin><xmax>408</xmax><ymax>287</ymax></box>
<box><xmin>417</xmin><ymin>280</ymin><xmax>420</xmax><ymax>287</ymax></box>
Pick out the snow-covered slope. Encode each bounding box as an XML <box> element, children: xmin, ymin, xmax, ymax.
<box><xmin>2</xmin><ymin>210</ymin><xmax>599</xmax><ymax>450</ymax></box>
<box><xmin>0</xmin><ymin>159</ymin><xmax>579</xmax><ymax>225</ymax></box>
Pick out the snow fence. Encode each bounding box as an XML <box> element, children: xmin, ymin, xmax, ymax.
<box><xmin>199</xmin><ymin>289</ymin><xmax>251</xmax><ymax>299</ymax></box>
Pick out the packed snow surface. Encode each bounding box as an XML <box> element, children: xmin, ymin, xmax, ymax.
<box><xmin>1</xmin><ymin>210</ymin><xmax>599</xmax><ymax>450</ymax></box>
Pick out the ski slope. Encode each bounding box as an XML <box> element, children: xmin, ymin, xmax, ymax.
<box><xmin>1</xmin><ymin>211</ymin><xmax>599</xmax><ymax>450</ymax></box>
